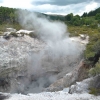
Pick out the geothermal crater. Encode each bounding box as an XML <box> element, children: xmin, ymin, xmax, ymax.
<box><xmin>0</xmin><ymin>28</ymin><xmax>88</xmax><ymax>94</ymax></box>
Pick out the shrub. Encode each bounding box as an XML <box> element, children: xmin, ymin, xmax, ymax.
<box><xmin>89</xmin><ymin>59</ymin><xmax>100</xmax><ymax>76</ymax></box>
<box><xmin>84</xmin><ymin>34</ymin><xmax>100</xmax><ymax>65</ymax></box>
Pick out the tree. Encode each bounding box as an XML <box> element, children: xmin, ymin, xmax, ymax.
<box><xmin>0</xmin><ymin>6</ymin><xmax>17</xmax><ymax>24</ymax></box>
<box><xmin>95</xmin><ymin>13</ymin><xmax>100</xmax><ymax>20</ymax></box>
<box><xmin>71</xmin><ymin>15</ymin><xmax>81</xmax><ymax>26</ymax></box>
<box><xmin>10</xmin><ymin>12</ymin><xmax>15</xmax><ymax>23</ymax></box>
<box><xmin>82</xmin><ymin>12</ymin><xmax>87</xmax><ymax>17</ymax></box>
<box><xmin>65</xmin><ymin>13</ymin><xmax>73</xmax><ymax>21</ymax></box>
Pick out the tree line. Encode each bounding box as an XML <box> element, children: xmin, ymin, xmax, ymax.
<box><xmin>0</xmin><ymin>6</ymin><xmax>18</xmax><ymax>24</ymax></box>
<box><xmin>47</xmin><ymin>7</ymin><xmax>100</xmax><ymax>27</ymax></box>
<box><xmin>0</xmin><ymin>6</ymin><xmax>100</xmax><ymax>27</ymax></box>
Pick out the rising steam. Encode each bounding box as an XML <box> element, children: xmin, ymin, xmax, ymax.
<box><xmin>11</xmin><ymin>10</ymin><xmax>85</xmax><ymax>93</ymax></box>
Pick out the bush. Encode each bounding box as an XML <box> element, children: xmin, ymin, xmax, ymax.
<box><xmin>89</xmin><ymin>59</ymin><xmax>100</xmax><ymax>76</ymax></box>
<box><xmin>84</xmin><ymin>34</ymin><xmax>100</xmax><ymax>65</ymax></box>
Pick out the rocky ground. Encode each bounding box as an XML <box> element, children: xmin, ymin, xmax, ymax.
<box><xmin>1</xmin><ymin>76</ymin><xmax>100</xmax><ymax>100</ymax></box>
<box><xmin>0</xmin><ymin>28</ymin><xmax>87</xmax><ymax>93</ymax></box>
<box><xmin>0</xmin><ymin>28</ymin><xmax>98</xmax><ymax>100</ymax></box>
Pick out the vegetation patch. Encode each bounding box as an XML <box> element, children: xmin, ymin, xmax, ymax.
<box><xmin>89</xmin><ymin>88</ymin><xmax>100</xmax><ymax>95</ymax></box>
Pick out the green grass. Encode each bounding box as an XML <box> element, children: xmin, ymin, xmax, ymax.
<box><xmin>68</xmin><ymin>25</ymin><xmax>99</xmax><ymax>37</ymax></box>
<box><xmin>0</xmin><ymin>23</ymin><xmax>22</xmax><ymax>32</ymax></box>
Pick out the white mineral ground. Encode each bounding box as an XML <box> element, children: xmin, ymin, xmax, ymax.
<box><xmin>0</xmin><ymin>29</ymin><xmax>99</xmax><ymax>100</ymax></box>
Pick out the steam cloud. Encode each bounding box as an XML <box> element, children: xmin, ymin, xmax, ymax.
<box><xmin>12</xmin><ymin>10</ymin><xmax>85</xmax><ymax>93</ymax></box>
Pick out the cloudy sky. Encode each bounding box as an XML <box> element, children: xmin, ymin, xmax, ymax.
<box><xmin>0</xmin><ymin>0</ymin><xmax>100</xmax><ymax>15</ymax></box>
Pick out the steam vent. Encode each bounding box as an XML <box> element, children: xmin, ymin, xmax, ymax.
<box><xmin>0</xmin><ymin>27</ymin><xmax>88</xmax><ymax>94</ymax></box>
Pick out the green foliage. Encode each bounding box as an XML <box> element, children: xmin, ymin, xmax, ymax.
<box><xmin>89</xmin><ymin>59</ymin><xmax>100</xmax><ymax>76</ymax></box>
<box><xmin>95</xmin><ymin>13</ymin><xmax>100</xmax><ymax>20</ymax></box>
<box><xmin>85</xmin><ymin>40</ymin><xmax>100</xmax><ymax>59</ymax></box>
<box><xmin>82</xmin><ymin>12</ymin><xmax>88</xmax><ymax>17</ymax></box>
<box><xmin>89</xmin><ymin>64</ymin><xmax>100</xmax><ymax>76</ymax></box>
<box><xmin>90</xmin><ymin>23</ymin><xmax>98</xmax><ymax>29</ymax></box>
<box><xmin>72</xmin><ymin>15</ymin><xmax>81</xmax><ymax>26</ymax></box>
<box><xmin>98</xmin><ymin>27</ymin><xmax>100</xmax><ymax>32</ymax></box>
<box><xmin>0</xmin><ymin>6</ymin><xmax>17</xmax><ymax>24</ymax></box>
<box><xmin>87</xmin><ymin>7</ymin><xmax>100</xmax><ymax>17</ymax></box>
<box><xmin>0</xmin><ymin>23</ymin><xmax>22</xmax><ymax>32</ymax></box>
<box><xmin>85</xmin><ymin>34</ymin><xmax>100</xmax><ymax>63</ymax></box>
<box><xmin>85</xmin><ymin>49</ymin><xmax>95</xmax><ymax>59</ymax></box>
<box><xmin>68</xmin><ymin>25</ymin><xmax>99</xmax><ymax>37</ymax></box>
<box><xmin>89</xmin><ymin>88</ymin><xmax>100</xmax><ymax>95</ymax></box>
<box><xmin>65</xmin><ymin>13</ymin><xmax>73</xmax><ymax>21</ymax></box>
<box><xmin>0</xmin><ymin>6</ymin><xmax>100</xmax><ymax>28</ymax></box>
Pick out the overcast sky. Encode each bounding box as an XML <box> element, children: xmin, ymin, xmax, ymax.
<box><xmin>0</xmin><ymin>0</ymin><xmax>100</xmax><ymax>15</ymax></box>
